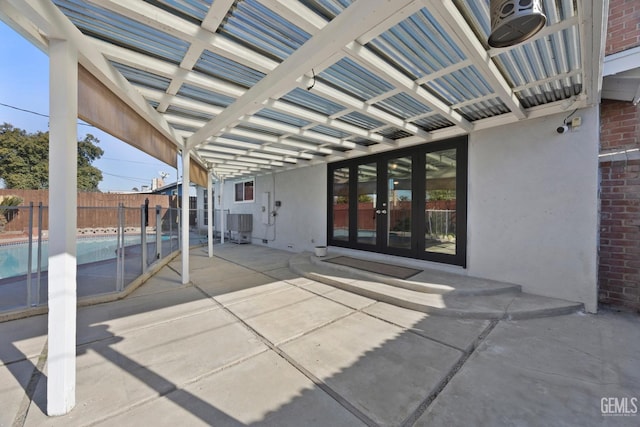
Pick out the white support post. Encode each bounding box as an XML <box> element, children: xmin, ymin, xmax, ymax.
<box><xmin>181</xmin><ymin>152</ymin><xmax>190</xmax><ymax>284</ymax></box>
<box><xmin>47</xmin><ymin>38</ymin><xmax>78</xmax><ymax>416</ymax></box>
<box><xmin>220</xmin><ymin>178</ymin><xmax>225</xmax><ymax>244</ymax></box>
<box><xmin>207</xmin><ymin>171</ymin><xmax>214</xmax><ymax>257</ymax></box>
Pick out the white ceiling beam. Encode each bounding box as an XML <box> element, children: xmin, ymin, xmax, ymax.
<box><xmin>345</xmin><ymin>42</ymin><xmax>473</xmax><ymax>131</ymax></box>
<box><xmin>579</xmin><ymin>0</ymin><xmax>608</xmax><ymax>106</ymax></box>
<box><xmin>186</xmin><ymin>0</ymin><xmax>421</xmax><ymax>149</ymax></box>
<box><xmin>265</xmin><ymin>99</ymin><xmax>396</xmax><ymax>145</ymax></box>
<box><xmin>0</xmin><ymin>1</ymin><xmax>50</xmax><ymax>51</ymax></box>
<box><xmin>201</xmin><ymin>0</ymin><xmax>236</xmax><ymax>32</ymax></box>
<box><xmin>262</xmin><ymin>0</ymin><xmax>469</xmax><ymax>134</ymax></box>
<box><xmin>298</xmin><ymin>76</ymin><xmax>426</xmax><ymax>139</ymax></box>
<box><xmin>424</xmin><ymin>0</ymin><xmax>526</xmax><ymax>120</ymax></box>
<box><xmin>84</xmin><ymin>0</ymin><xmax>278</xmax><ymax>74</ymax></box>
<box><xmin>94</xmin><ymin>37</ymin><xmax>417</xmax><ymax>146</ymax></box>
<box><xmin>138</xmin><ymin>87</ymin><xmax>332</xmax><ymax>157</ymax></box>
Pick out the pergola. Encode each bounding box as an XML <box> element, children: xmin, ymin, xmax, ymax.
<box><xmin>0</xmin><ymin>0</ymin><xmax>607</xmax><ymax>416</ymax></box>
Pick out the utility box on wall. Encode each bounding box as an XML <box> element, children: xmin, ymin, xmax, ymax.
<box><xmin>261</xmin><ymin>192</ymin><xmax>270</xmax><ymax>225</ymax></box>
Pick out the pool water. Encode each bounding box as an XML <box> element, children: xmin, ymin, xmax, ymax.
<box><xmin>0</xmin><ymin>235</ymin><xmax>160</xmax><ymax>279</ymax></box>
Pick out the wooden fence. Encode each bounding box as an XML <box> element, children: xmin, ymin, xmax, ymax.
<box><xmin>0</xmin><ymin>189</ymin><xmax>174</xmax><ymax>233</ymax></box>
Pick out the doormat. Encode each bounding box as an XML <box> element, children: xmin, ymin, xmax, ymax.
<box><xmin>323</xmin><ymin>256</ymin><xmax>422</xmax><ymax>279</ymax></box>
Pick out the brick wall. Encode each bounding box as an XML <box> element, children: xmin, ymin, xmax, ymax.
<box><xmin>598</xmin><ymin>1</ymin><xmax>640</xmax><ymax>312</ymax></box>
<box><xmin>606</xmin><ymin>0</ymin><xmax>640</xmax><ymax>55</ymax></box>
<box><xmin>601</xmin><ymin>100</ymin><xmax>640</xmax><ymax>152</ymax></box>
<box><xmin>599</xmin><ymin>102</ymin><xmax>640</xmax><ymax>312</ymax></box>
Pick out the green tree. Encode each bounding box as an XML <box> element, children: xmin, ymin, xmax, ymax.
<box><xmin>0</xmin><ymin>123</ymin><xmax>104</xmax><ymax>191</ymax></box>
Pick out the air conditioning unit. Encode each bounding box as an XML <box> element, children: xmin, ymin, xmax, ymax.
<box><xmin>227</xmin><ymin>213</ymin><xmax>252</xmax><ymax>244</ymax></box>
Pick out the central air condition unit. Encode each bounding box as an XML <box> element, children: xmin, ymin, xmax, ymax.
<box><xmin>227</xmin><ymin>213</ymin><xmax>252</xmax><ymax>244</ymax></box>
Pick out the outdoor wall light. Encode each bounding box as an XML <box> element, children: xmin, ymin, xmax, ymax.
<box><xmin>488</xmin><ymin>0</ymin><xmax>547</xmax><ymax>48</ymax></box>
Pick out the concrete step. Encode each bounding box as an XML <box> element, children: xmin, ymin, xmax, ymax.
<box><xmin>289</xmin><ymin>253</ymin><xmax>583</xmax><ymax>320</ymax></box>
<box><xmin>308</xmin><ymin>254</ymin><xmax>521</xmax><ymax>296</ymax></box>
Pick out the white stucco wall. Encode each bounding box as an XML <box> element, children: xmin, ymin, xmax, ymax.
<box><xmin>216</xmin><ymin>163</ymin><xmax>327</xmax><ymax>252</ymax></box>
<box><xmin>215</xmin><ymin>108</ymin><xmax>599</xmax><ymax>312</ymax></box>
<box><xmin>466</xmin><ymin>107</ymin><xmax>600</xmax><ymax>312</ymax></box>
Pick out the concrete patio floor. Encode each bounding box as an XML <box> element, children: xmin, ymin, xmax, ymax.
<box><xmin>1</xmin><ymin>245</ymin><xmax>639</xmax><ymax>426</ymax></box>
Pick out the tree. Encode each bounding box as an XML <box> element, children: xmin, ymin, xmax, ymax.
<box><xmin>0</xmin><ymin>123</ymin><xmax>104</xmax><ymax>191</ymax></box>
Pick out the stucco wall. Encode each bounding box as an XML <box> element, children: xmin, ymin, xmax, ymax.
<box><xmin>216</xmin><ymin>109</ymin><xmax>599</xmax><ymax>312</ymax></box>
<box><xmin>216</xmin><ymin>163</ymin><xmax>327</xmax><ymax>252</ymax></box>
<box><xmin>466</xmin><ymin>107</ymin><xmax>600</xmax><ymax>312</ymax></box>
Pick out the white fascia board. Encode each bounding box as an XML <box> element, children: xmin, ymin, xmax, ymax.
<box><xmin>604</xmin><ymin>46</ymin><xmax>640</xmax><ymax>76</ymax></box>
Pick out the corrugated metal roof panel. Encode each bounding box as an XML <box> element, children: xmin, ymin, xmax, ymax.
<box><xmin>235</xmin><ymin>123</ymin><xmax>284</xmax><ymax>137</ymax></box>
<box><xmin>142</xmin><ymin>0</ymin><xmax>212</xmax><ymax>24</ymax></box>
<box><xmin>456</xmin><ymin>98</ymin><xmax>510</xmax><ymax>121</ymax></box>
<box><xmin>53</xmin><ymin>0</ymin><xmax>189</xmax><ymax>64</ymax></box>
<box><xmin>367</xmin><ymin>7</ymin><xmax>466</xmax><ymax>79</ymax></box>
<box><xmin>194</xmin><ymin>49</ymin><xmax>266</xmax><ymax>88</ymax></box>
<box><xmin>218</xmin><ymin>133</ymin><xmax>263</xmax><ymax>147</ymax></box>
<box><xmin>219</xmin><ymin>0</ymin><xmax>311</xmax><ymax>62</ymax></box>
<box><xmin>255</xmin><ymin>108</ymin><xmax>312</xmax><ymax>127</ymax></box>
<box><xmin>319</xmin><ymin>57</ymin><xmax>395</xmax><ymax>101</ymax></box>
<box><xmin>177</xmin><ymin>84</ymin><xmax>236</xmax><ymax>107</ymax></box>
<box><xmin>340</xmin><ymin>111</ymin><xmax>386</xmax><ymax>130</ymax></box>
<box><xmin>281</xmin><ymin>88</ymin><xmax>346</xmax><ymax>116</ymax></box>
<box><xmin>111</xmin><ymin>62</ymin><xmax>172</xmax><ymax>91</ymax></box>
<box><xmin>452</xmin><ymin>0</ymin><xmax>581</xmax><ymax>107</ymax></box>
<box><xmin>412</xmin><ymin>115</ymin><xmax>455</xmax><ymax>131</ymax></box>
<box><xmin>379</xmin><ymin>128</ymin><xmax>412</xmax><ymax>140</ymax></box>
<box><xmin>350</xmin><ymin>137</ymin><xmax>378</xmax><ymax>147</ymax></box>
<box><xmin>298</xmin><ymin>0</ymin><xmax>353</xmax><ymax>21</ymax></box>
<box><xmin>375</xmin><ymin>92</ymin><xmax>432</xmax><ymax>119</ymax></box>
<box><xmin>166</xmin><ymin>105</ymin><xmax>214</xmax><ymax>121</ymax></box>
<box><xmin>422</xmin><ymin>66</ymin><xmax>493</xmax><ymax>105</ymax></box>
<box><xmin>310</xmin><ymin>125</ymin><xmax>351</xmax><ymax>139</ymax></box>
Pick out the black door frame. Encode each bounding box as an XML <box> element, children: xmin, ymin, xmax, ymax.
<box><xmin>327</xmin><ymin>136</ymin><xmax>468</xmax><ymax>267</ymax></box>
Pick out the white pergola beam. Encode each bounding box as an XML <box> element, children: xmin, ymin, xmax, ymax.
<box><xmin>187</xmin><ymin>0</ymin><xmax>420</xmax><ymax>149</ymax></box>
<box><xmin>424</xmin><ymin>0</ymin><xmax>526</xmax><ymax>120</ymax></box>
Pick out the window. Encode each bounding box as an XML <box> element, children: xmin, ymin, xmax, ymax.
<box><xmin>234</xmin><ymin>179</ymin><xmax>254</xmax><ymax>202</ymax></box>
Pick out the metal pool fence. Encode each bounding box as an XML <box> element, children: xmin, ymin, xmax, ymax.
<box><xmin>0</xmin><ymin>204</ymin><xmax>221</xmax><ymax>313</ymax></box>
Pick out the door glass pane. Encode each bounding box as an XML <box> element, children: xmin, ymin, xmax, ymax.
<box><xmin>357</xmin><ymin>163</ymin><xmax>377</xmax><ymax>245</ymax></box>
<box><xmin>425</xmin><ymin>149</ymin><xmax>457</xmax><ymax>254</ymax></box>
<box><xmin>332</xmin><ymin>167</ymin><xmax>349</xmax><ymax>241</ymax></box>
<box><xmin>388</xmin><ymin>157</ymin><xmax>412</xmax><ymax>249</ymax></box>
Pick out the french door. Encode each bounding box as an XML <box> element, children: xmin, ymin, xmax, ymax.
<box><xmin>328</xmin><ymin>137</ymin><xmax>467</xmax><ymax>266</ymax></box>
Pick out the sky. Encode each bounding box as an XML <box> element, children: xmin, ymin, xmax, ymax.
<box><xmin>0</xmin><ymin>20</ymin><xmax>180</xmax><ymax>193</ymax></box>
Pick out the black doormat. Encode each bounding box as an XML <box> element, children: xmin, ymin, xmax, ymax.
<box><xmin>323</xmin><ymin>256</ymin><xmax>421</xmax><ymax>279</ymax></box>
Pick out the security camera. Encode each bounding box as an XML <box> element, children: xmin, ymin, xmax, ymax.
<box><xmin>556</xmin><ymin>124</ymin><xmax>569</xmax><ymax>134</ymax></box>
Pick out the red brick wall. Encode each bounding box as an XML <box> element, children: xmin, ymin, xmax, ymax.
<box><xmin>598</xmin><ymin>1</ymin><xmax>640</xmax><ymax>312</ymax></box>
<box><xmin>599</xmin><ymin>101</ymin><xmax>640</xmax><ymax>312</ymax></box>
<box><xmin>601</xmin><ymin>100</ymin><xmax>640</xmax><ymax>152</ymax></box>
<box><xmin>606</xmin><ymin>0</ymin><xmax>640</xmax><ymax>55</ymax></box>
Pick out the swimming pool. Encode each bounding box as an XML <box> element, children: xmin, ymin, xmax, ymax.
<box><xmin>0</xmin><ymin>235</ymin><xmax>160</xmax><ymax>279</ymax></box>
